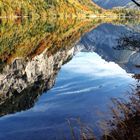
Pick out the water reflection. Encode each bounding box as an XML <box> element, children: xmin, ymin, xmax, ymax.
<box><xmin>0</xmin><ymin>18</ymin><xmax>140</xmax><ymax>116</ymax></box>
<box><xmin>79</xmin><ymin>23</ymin><xmax>140</xmax><ymax>75</ymax></box>
<box><xmin>0</xmin><ymin>17</ymin><xmax>102</xmax><ymax>116</ymax></box>
<box><xmin>0</xmin><ymin>17</ymin><xmax>140</xmax><ymax>139</ymax></box>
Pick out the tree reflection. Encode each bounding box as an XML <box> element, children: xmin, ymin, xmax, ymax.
<box><xmin>115</xmin><ymin>33</ymin><xmax>140</xmax><ymax>51</ymax></box>
<box><xmin>0</xmin><ymin>17</ymin><xmax>101</xmax><ymax>117</ymax></box>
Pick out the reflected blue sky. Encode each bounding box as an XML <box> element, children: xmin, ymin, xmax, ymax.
<box><xmin>63</xmin><ymin>52</ymin><xmax>130</xmax><ymax>78</ymax></box>
<box><xmin>0</xmin><ymin>51</ymin><xmax>136</xmax><ymax>140</ymax></box>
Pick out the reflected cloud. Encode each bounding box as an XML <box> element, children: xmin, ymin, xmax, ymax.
<box><xmin>63</xmin><ymin>52</ymin><xmax>130</xmax><ymax>78</ymax></box>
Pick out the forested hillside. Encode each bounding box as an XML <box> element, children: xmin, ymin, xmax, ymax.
<box><xmin>0</xmin><ymin>0</ymin><xmax>105</xmax><ymax>18</ymax></box>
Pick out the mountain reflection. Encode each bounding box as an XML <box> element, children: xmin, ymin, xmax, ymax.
<box><xmin>0</xmin><ymin>17</ymin><xmax>101</xmax><ymax>116</ymax></box>
<box><xmin>0</xmin><ymin>17</ymin><xmax>140</xmax><ymax>117</ymax></box>
<box><xmin>79</xmin><ymin>23</ymin><xmax>140</xmax><ymax>75</ymax></box>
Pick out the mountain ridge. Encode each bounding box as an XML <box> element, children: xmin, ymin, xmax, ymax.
<box><xmin>93</xmin><ymin>0</ymin><xmax>131</xmax><ymax>9</ymax></box>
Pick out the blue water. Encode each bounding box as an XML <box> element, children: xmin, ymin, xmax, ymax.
<box><xmin>0</xmin><ymin>23</ymin><xmax>139</xmax><ymax>140</ymax></box>
<box><xmin>0</xmin><ymin>52</ymin><xmax>136</xmax><ymax>140</ymax></box>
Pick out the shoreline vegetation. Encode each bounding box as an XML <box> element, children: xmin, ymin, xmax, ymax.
<box><xmin>0</xmin><ymin>0</ymin><xmax>104</xmax><ymax>18</ymax></box>
<box><xmin>0</xmin><ymin>16</ymin><xmax>139</xmax><ymax>67</ymax></box>
<box><xmin>0</xmin><ymin>0</ymin><xmax>140</xmax><ymax>19</ymax></box>
<box><xmin>66</xmin><ymin>82</ymin><xmax>140</xmax><ymax>140</ymax></box>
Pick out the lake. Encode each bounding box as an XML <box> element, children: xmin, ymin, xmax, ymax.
<box><xmin>0</xmin><ymin>18</ymin><xmax>139</xmax><ymax>140</ymax></box>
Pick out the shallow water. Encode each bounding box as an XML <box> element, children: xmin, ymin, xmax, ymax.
<box><xmin>0</xmin><ymin>19</ymin><xmax>140</xmax><ymax>140</ymax></box>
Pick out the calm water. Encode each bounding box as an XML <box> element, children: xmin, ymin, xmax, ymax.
<box><xmin>0</xmin><ymin>19</ymin><xmax>140</xmax><ymax>140</ymax></box>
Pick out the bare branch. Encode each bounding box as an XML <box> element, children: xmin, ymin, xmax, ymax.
<box><xmin>131</xmin><ymin>0</ymin><xmax>140</xmax><ymax>7</ymax></box>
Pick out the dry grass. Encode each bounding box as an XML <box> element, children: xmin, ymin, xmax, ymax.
<box><xmin>101</xmin><ymin>83</ymin><xmax>140</xmax><ymax>140</ymax></box>
<box><xmin>65</xmin><ymin>118</ymin><xmax>96</xmax><ymax>140</ymax></box>
<box><xmin>65</xmin><ymin>82</ymin><xmax>140</xmax><ymax>140</ymax></box>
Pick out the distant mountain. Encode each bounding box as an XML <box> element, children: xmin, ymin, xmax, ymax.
<box><xmin>125</xmin><ymin>0</ymin><xmax>140</xmax><ymax>9</ymax></box>
<box><xmin>93</xmin><ymin>0</ymin><xmax>131</xmax><ymax>8</ymax></box>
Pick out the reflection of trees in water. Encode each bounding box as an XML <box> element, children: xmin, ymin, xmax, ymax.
<box><xmin>0</xmin><ymin>17</ymin><xmax>100</xmax><ymax>117</ymax></box>
<box><xmin>115</xmin><ymin>33</ymin><xmax>140</xmax><ymax>51</ymax></box>
<box><xmin>115</xmin><ymin>33</ymin><xmax>140</xmax><ymax>72</ymax></box>
<box><xmin>133</xmin><ymin>74</ymin><xmax>140</xmax><ymax>80</ymax></box>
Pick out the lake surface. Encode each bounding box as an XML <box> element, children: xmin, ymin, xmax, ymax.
<box><xmin>0</xmin><ymin>18</ymin><xmax>140</xmax><ymax>140</ymax></box>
